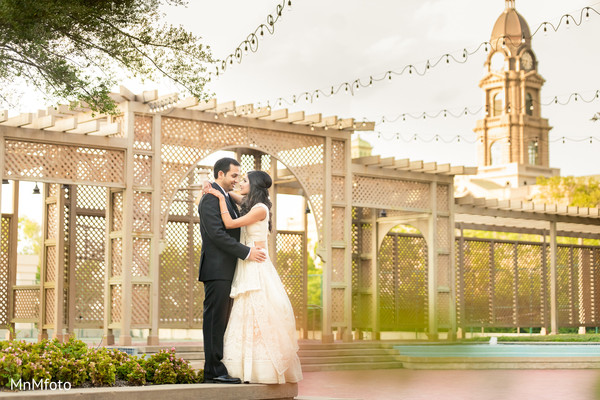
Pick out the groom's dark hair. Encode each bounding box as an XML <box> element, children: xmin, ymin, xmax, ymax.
<box><xmin>213</xmin><ymin>157</ymin><xmax>240</xmax><ymax>179</ymax></box>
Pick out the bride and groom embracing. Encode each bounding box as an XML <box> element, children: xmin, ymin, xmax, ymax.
<box><xmin>198</xmin><ymin>157</ymin><xmax>303</xmax><ymax>384</ymax></box>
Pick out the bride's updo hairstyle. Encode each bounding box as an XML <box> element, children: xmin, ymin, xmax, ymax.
<box><xmin>240</xmin><ymin>170</ymin><xmax>273</xmax><ymax>232</ymax></box>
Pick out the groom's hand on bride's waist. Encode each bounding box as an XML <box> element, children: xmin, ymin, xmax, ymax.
<box><xmin>248</xmin><ymin>247</ymin><xmax>267</xmax><ymax>262</ymax></box>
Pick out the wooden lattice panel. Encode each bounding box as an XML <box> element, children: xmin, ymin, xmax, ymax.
<box><xmin>331</xmin><ymin>288</ymin><xmax>345</xmax><ymax>324</ymax></box>
<box><xmin>111</xmin><ymin>238</ymin><xmax>123</xmax><ymax>277</ymax></box>
<box><xmin>332</xmin><ymin>176</ymin><xmax>345</xmax><ymax>202</ymax></box>
<box><xmin>4</xmin><ymin>140</ymin><xmax>125</xmax><ymax>185</ymax></box>
<box><xmin>331</xmin><ymin>140</ymin><xmax>345</xmax><ymax>173</ymax></box>
<box><xmin>74</xmin><ymin>215</ymin><xmax>105</xmax><ymax>326</ymax></box>
<box><xmin>331</xmin><ymin>248</ymin><xmax>345</xmax><ymax>282</ymax></box>
<box><xmin>437</xmin><ymin>184</ymin><xmax>449</xmax><ymax>212</ymax></box>
<box><xmin>275</xmin><ymin>232</ymin><xmax>305</xmax><ymax>327</ymax></box>
<box><xmin>437</xmin><ymin>292</ymin><xmax>450</xmax><ymax>327</ymax></box>
<box><xmin>332</xmin><ymin>207</ymin><xmax>345</xmax><ymax>242</ymax></box>
<box><xmin>360</xmin><ymin>259</ymin><xmax>372</xmax><ymax>288</ymax></box>
<box><xmin>44</xmin><ymin>288</ymin><xmax>55</xmax><ymax>325</ymax></box>
<box><xmin>133</xmin><ymin>191</ymin><xmax>151</xmax><ymax>232</ymax></box>
<box><xmin>134</xmin><ymin>154</ymin><xmax>152</xmax><ymax>186</ymax></box>
<box><xmin>111</xmin><ymin>191</ymin><xmax>123</xmax><ymax>232</ymax></box>
<box><xmin>378</xmin><ymin>233</ymin><xmax>428</xmax><ymax>330</ymax></box>
<box><xmin>170</xmin><ymin>189</ymin><xmax>190</xmax><ymax>216</ymax></box>
<box><xmin>132</xmin><ymin>238</ymin><xmax>150</xmax><ymax>277</ymax></box>
<box><xmin>516</xmin><ymin>243</ymin><xmax>544</xmax><ymax>327</ymax></box>
<box><xmin>45</xmin><ymin>246</ymin><xmax>57</xmax><ymax>282</ymax></box>
<box><xmin>436</xmin><ymin>217</ymin><xmax>450</xmax><ymax>250</ymax></box>
<box><xmin>557</xmin><ymin>246</ymin><xmax>576</xmax><ymax>327</ymax></box>
<box><xmin>13</xmin><ymin>288</ymin><xmax>40</xmax><ymax>320</ymax></box>
<box><xmin>438</xmin><ymin>254</ymin><xmax>450</xmax><ymax>287</ymax></box>
<box><xmin>77</xmin><ymin>186</ymin><xmax>107</xmax><ymax>210</ymax></box>
<box><xmin>46</xmin><ymin>203</ymin><xmax>58</xmax><ymax>240</ymax></box>
<box><xmin>458</xmin><ymin>239</ymin><xmax>491</xmax><ymax>326</ymax></box>
<box><xmin>110</xmin><ymin>285</ymin><xmax>122</xmax><ymax>323</ymax></box>
<box><xmin>261</xmin><ymin>154</ymin><xmax>271</xmax><ymax>172</ymax></box>
<box><xmin>160</xmin><ymin>221</ymin><xmax>192</xmax><ymax>325</ymax></box>
<box><xmin>132</xmin><ymin>284</ymin><xmax>150</xmax><ymax>325</ymax></box>
<box><xmin>352</xmin><ymin>175</ymin><xmax>430</xmax><ymax>210</ymax></box>
<box><xmin>48</xmin><ymin>183</ymin><xmax>59</xmax><ymax>198</ymax></box>
<box><xmin>360</xmin><ymin>223</ymin><xmax>372</xmax><ymax>251</ymax></box>
<box><xmin>134</xmin><ymin>115</ymin><xmax>153</xmax><ymax>151</ymax></box>
<box><xmin>240</xmin><ymin>154</ymin><xmax>255</xmax><ymax>174</ymax></box>
<box><xmin>159</xmin><ymin>118</ymin><xmax>325</xmax><ymax>238</ymax></box>
<box><xmin>0</xmin><ymin>217</ymin><xmax>9</xmax><ymax>325</ymax></box>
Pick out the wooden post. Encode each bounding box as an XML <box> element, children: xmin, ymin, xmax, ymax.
<box><xmin>102</xmin><ymin>189</ymin><xmax>115</xmax><ymax>345</ymax></box>
<box><xmin>427</xmin><ymin>181</ymin><xmax>438</xmax><ymax>339</ymax></box>
<box><xmin>148</xmin><ymin>114</ymin><xmax>162</xmax><ymax>345</ymax></box>
<box><xmin>53</xmin><ymin>185</ymin><xmax>66</xmax><ymax>341</ymax></box>
<box><xmin>321</xmin><ymin>137</ymin><xmax>333</xmax><ymax>343</ymax></box>
<box><xmin>371</xmin><ymin>210</ymin><xmax>380</xmax><ymax>340</ymax></box>
<box><xmin>549</xmin><ymin>221</ymin><xmax>558</xmax><ymax>334</ymax></box>
<box><xmin>6</xmin><ymin>180</ymin><xmax>18</xmax><ymax>340</ymax></box>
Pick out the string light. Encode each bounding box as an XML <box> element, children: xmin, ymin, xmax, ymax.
<box><xmin>355</xmin><ymin>89</ymin><xmax>600</xmax><ymax>125</ymax></box>
<box><xmin>250</xmin><ymin>5</ymin><xmax>600</xmax><ymax>108</ymax></box>
<box><xmin>210</xmin><ymin>0</ymin><xmax>292</xmax><ymax>77</ymax></box>
<box><xmin>361</xmin><ymin>131</ymin><xmax>599</xmax><ymax>144</ymax></box>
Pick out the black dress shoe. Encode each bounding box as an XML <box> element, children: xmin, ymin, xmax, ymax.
<box><xmin>213</xmin><ymin>374</ymin><xmax>242</xmax><ymax>384</ymax></box>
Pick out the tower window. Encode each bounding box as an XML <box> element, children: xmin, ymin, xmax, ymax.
<box><xmin>493</xmin><ymin>92</ymin><xmax>504</xmax><ymax>116</ymax></box>
<box><xmin>528</xmin><ymin>140</ymin><xmax>539</xmax><ymax>165</ymax></box>
<box><xmin>526</xmin><ymin>93</ymin><xmax>533</xmax><ymax>116</ymax></box>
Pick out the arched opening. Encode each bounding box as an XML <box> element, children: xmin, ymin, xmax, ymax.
<box><xmin>158</xmin><ymin>148</ymin><xmax>321</xmax><ymax>340</ymax></box>
<box><xmin>377</xmin><ymin>223</ymin><xmax>428</xmax><ymax>339</ymax></box>
<box><xmin>525</xmin><ymin>93</ymin><xmax>533</xmax><ymax>116</ymax></box>
<box><xmin>528</xmin><ymin>140</ymin><xmax>539</xmax><ymax>165</ymax></box>
<box><xmin>493</xmin><ymin>91</ymin><xmax>504</xmax><ymax>116</ymax></box>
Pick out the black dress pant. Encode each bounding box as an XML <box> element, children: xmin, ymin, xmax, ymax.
<box><xmin>202</xmin><ymin>280</ymin><xmax>233</xmax><ymax>379</ymax></box>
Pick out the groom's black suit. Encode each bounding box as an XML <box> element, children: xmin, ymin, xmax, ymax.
<box><xmin>198</xmin><ymin>182</ymin><xmax>250</xmax><ymax>380</ymax></box>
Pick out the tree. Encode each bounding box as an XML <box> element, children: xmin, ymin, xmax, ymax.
<box><xmin>17</xmin><ymin>216</ymin><xmax>41</xmax><ymax>255</ymax></box>
<box><xmin>534</xmin><ymin>176</ymin><xmax>600</xmax><ymax>208</ymax></box>
<box><xmin>0</xmin><ymin>0</ymin><xmax>213</xmax><ymax>113</ymax></box>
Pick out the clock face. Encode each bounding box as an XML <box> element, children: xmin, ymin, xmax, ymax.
<box><xmin>521</xmin><ymin>52</ymin><xmax>534</xmax><ymax>70</ymax></box>
<box><xmin>490</xmin><ymin>52</ymin><xmax>505</xmax><ymax>71</ymax></box>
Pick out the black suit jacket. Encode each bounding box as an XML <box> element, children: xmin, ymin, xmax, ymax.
<box><xmin>198</xmin><ymin>182</ymin><xmax>250</xmax><ymax>282</ymax></box>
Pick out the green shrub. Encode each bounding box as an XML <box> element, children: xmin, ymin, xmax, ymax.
<box><xmin>0</xmin><ymin>338</ymin><xmax>202</xmax><ymax>390</ymax></box>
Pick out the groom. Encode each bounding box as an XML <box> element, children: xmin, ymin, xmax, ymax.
<box><xmin>198</xmin><ymin>157</ymin><xmax>266</xmax><ymax>384</ymax></box>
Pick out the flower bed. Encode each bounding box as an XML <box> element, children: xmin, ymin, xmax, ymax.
<box><xmin>0</xmin><ymin>337</ymin><xmax>203</xmax><ymax>391</ymax></box>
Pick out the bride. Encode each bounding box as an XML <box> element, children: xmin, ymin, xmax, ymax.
<box><xmin>205</xmin><ymin>170</ymin><xmax>303</xmax><ymax>384</ymax></box>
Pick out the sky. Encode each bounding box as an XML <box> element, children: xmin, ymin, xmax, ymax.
<box><xmin>145</xmin><ymin>0</ymin><xmax>600</xmax><ymax>177</ymax></box>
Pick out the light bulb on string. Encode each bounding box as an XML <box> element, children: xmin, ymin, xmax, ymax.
<box><xmin>586</xmin><ymin>8</ymin><xmax>590</xmax><ymax>21</ymax></box>
<box><xmin>287</xmin><ymin>0</ymin><xmax>292</xmax><ymax>11</ymax></box>
<box><xmin>369</xmin><ymin>77</ymin><xmax>373</xmax><ymax>87</ymax></box>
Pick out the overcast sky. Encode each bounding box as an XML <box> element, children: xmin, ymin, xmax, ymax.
<box><xmin>142</xmin><ymin>0</ymin><xmax>600</xmax><ymax>177</ymax></box>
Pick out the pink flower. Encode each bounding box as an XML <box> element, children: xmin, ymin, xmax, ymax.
<box><xmin>16</xmin><ymin>358</ymin><xmax>22</xmax><ymax>366</ymax></box>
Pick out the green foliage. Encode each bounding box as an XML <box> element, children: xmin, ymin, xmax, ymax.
<box><xmin>0</xmin><ymin>0</ymin><xmax>214</xmax><ymax>113</ymax></box>
<box><xmin>535</xmin><ymin>176</ymin><xmax>600</xmax><ymax>208</ymax></box>
<box><xmin>0</xmin><ymin>338</ymin><xmax>202</xmax><ymax>390</ymax></box>
<box><xmin>17</xmin><ymin>216</ymin><xmax>42</xmax><ymax>256</ymax></box>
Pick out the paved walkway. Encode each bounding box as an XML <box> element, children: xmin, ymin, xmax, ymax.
<box><xmin>297</xmin><ymin>369</ymin><xmax>600</xmax><ymax>400</ymax></box>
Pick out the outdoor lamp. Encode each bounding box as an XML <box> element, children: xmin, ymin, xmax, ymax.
<box><xmin>33</xmin><ymin>183</ymin><xmax>40</xmax><ymax>194</ymax></box>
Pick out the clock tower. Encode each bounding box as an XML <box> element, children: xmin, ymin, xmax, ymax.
<box><xmin>473</xmin><ymin>0</ymin><xmax>559</xmax><ymax>190</ymax></box>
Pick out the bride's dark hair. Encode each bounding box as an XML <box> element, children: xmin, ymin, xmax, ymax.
<box><xmin>240</xmin><ymin>170</ymin><xmax>273</xmax><ymax>232</ymax></box>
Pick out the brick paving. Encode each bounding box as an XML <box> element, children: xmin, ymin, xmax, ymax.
<box><xmin>297</xmin><ymin>369</ymin><xmax>600</xmax><ymax>400</ymax></box>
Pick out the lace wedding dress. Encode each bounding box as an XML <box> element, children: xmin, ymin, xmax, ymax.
<box><xmin>222</xmin><ymin>203</ymin><xmax>303</xmax><ymax>384</ymax></box>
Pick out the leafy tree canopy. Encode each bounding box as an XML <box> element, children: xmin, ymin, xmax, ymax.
<box><xmin>534</xmin><ymin>176</ymin><xmax>600</xmax><ymax>208</ymax></box>
<box><xmin>0</xmin><ymin>0</ymin><xmax>213</xmax><ymax>113</ymax></box>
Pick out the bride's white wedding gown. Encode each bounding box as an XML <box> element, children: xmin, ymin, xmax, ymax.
<box><xmin>223</xmin><ymin>203</ymin><xmax>303</xmax><ymax>384</ymax></box>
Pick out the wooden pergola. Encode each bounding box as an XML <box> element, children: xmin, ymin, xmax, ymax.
<box><xmin>4</xmin><ymin>86</ymin><xmax>594</xmax><ymax>345</ymax></box>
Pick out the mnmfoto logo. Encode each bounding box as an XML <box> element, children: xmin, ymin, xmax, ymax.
<box><xmin>10</xmin><ymin>379</ymin><xmax>72</xmax><ymax>391</ymax></box>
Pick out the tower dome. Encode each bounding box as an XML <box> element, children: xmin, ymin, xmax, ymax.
<box><xmin>490</xmin><ymin>0</ymin><xmax>531</xmax><ymax>53</ymax></box>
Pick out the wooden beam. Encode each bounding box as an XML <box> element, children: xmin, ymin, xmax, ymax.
<box><xmin>246</xmin><ymin>108</ymin><xmax>271</xmax><ymax>118</ymax></box>
<box><xmin>119</xmin><ymin>86</ymin><xmax>135</xmax><ymax>101</ymax></box>
<box><xmin>46</xmin><ymin>117</ymin><xmax>77</xmax><ymax>132</ymax></box>
<box><xmin>187</xmin><ymin>98</ymin><xmax>217</xmax><ymax>111</ymax></box>
<box><xmin>234</xmin><ymin>104</ymin><xmax>254</xmax><ymax>116</ymax></box>
<box><xmin>216</xmin><ymin>101</ymin><xmax>236</xmax><ymax>114</ymax></box>
<box><xmin>175</xmin><ymin>97</ymin><xmax>199</xmax><ymax>109</ymax></box>
<box><xmin>337</xmin><ymin>118</ymin><xmax>354</xmax><ymax>130</ymax></box>
<box><xmin>261</xmin><ymin>109</ymin><xmax>288</xmax><ymax>121</ymax></box>
<box><xmin>280</xmin><ymin>111</ymin><xmax>305</xmax><ymax>123</ymax></box>
<box><xmin>3</xmin><ymin>113</ymin><xmax>33</xmax><ymax>127</ymax></box>
<box><xmin>295</xmin><ymin>113</ymin><xmax>322</xmax><ymax>125</ymax></box>
<box><xmin>353</xmin><ymin>121</ymin><xmax>375</xmax><ymax>131</ymax></box>
<box><xmin>353</xmin><ymin>155</ymin><xmax>380</xmax><ymax>166</ymax></box>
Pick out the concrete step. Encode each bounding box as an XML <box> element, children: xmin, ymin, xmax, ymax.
<box><xmin>298</xmin><ymin>348</ymin><xmax>399</xmax><ymax>357</ymax></box>
<box><xmin>298</xmin><ymin>342</ymin><xmax>398</xmax><ymax>350</ymax></box>
<box><xmin>301</xmin><ymin>361</ymin><xmax>404</xmax><ymax>372</ymax></box>
<box><xmin>299</xmin><ymin>355</ymin><xmax>403</xmax><ymax>364</ymax></box>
